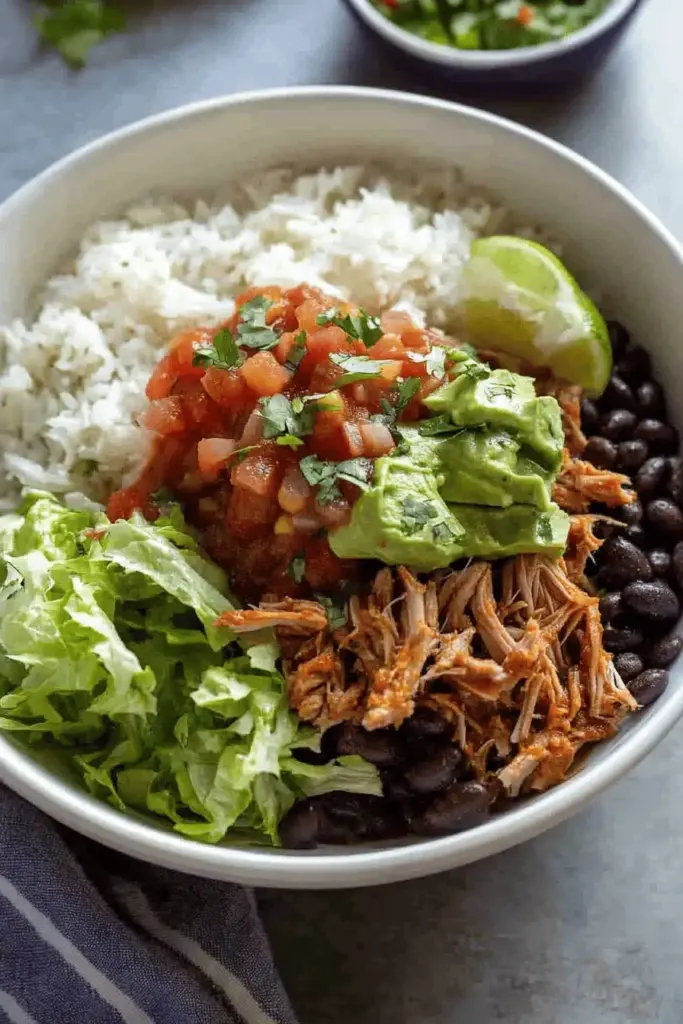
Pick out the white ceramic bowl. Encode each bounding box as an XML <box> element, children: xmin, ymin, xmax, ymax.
<box><xmin>1</xmin><ymin>87</ymin><xmax>682</xmax><ymax>889</ymax></box>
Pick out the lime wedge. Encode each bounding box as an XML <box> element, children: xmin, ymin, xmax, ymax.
<box><xmin>460</xmin><ymin>236</ymin><xmax>611</xmax><ymax>397</ymax></box>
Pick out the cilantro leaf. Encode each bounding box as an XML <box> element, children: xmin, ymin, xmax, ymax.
<box><xmin>287</xmin><ymin>554</ymin><xmax>307</xmax><ymax>583</ymax></box>
<box><xmin>537</xmin><ymin>513</ymin><xmax>553</xmax><ymax>544</ymax></box>
<box><xmin>33</xmin><ymin>0</ymin><xmax>126</xmax><ymax>68</ymax></box>
<box><xmin>299</xmin><ymin>455</ymin><xmax>374</xmax><ymax>505</ymax></box>
<box><xmin>403</xmin><ymin>348</ymin><xmax>447</xmax><ymax>379</ymax></box>
<box><xmin>318</xmin><ymin>595</ymin><xmax>348</xmax><ymax>631</ymax></box>
<box><xmin>276</xmin><ymin>435</ymin><xmax>305</xmax><ymax>449</ymax></box>
<box><xmin>192</xmin><ymin>327</ymin><xmax>243</xmax><ymax>371</ymax></box>
<box><xmin>260</xmin><ymin>394</ymin><xmax>316</xmax><ymax>442</ymax></box>
<box><xmin>418</xmin><ymin>414</ymin><xmax>466</xmax><ymax>437</ymax></box>
<box><xmin>284</xmin><ymin>331</ymin><xmax>307</xmax><ymax>372</ymax></box>
<box><xmin>316</xmin><ymin>308</ymin><xmax>383</xmax><ymax>347</ymax></box>
<box><xmin>460</xmin><ymin>360</ymin><xmax>491</xmax><ymax>383</ymax></box>
<box><xmin>395</xmin><ymin>376</ymin><xmax>421</xmax><ymax>414</ymax></box>
<box><xmin>329</xmin><ymin>353</ymin><xmax>394</xmax><ymax>387</ymax></box>
<box><xmin>487</xmin><ymin>383</ymin><xmax>515</xmax><ymax>401</ymax></box>
<box><xmin>236</xmin><ymin>296</ymin><xmax>280</xmax><ymax>351</ymax></box>
<box><xmin>150</xmin><ymin>487</ymin><xmax>178</xmax><ymax>511</ymax></box>
<box><xmin>401</xmin><ymin>496</ymin><xmax>455</xmax><ymax>544</ymax></box>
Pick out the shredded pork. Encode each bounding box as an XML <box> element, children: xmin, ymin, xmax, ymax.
<box><xmin>213</xmin><ymin>378</ymin><xmax>641</xmax><ymax>803</ymax></box>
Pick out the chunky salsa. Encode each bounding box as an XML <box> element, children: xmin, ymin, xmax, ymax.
<box><xmin>372</xmin><ymin>0</ymin><xmax>610</xmax><ymax>51</ymax></box>
<box><xmin>107</xmin><ymin>285</ymin><xmax>450</xmax><ymax>602</ymax></box>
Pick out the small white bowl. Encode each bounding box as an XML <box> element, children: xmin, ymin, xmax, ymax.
<box><xmin>341</xmin><ymin>0</ymin><xmax>642</xmax><ymax>83</ymax></box>
<box><xmin>0</xmin><ymin>87</ymin><xmax>681</xmax><ymax>889</ymax></box>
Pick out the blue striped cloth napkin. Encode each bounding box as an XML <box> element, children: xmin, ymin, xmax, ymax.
<box><xmin>0</xmin><ymin>786</ymin><xmax>297</xmax><ymax>1024</ymax></box>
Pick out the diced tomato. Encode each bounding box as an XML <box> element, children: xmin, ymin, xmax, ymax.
<box><xmin>197</xmin><ymin>438</ymin><xmax>236</xmax><ymax>479</ymax></box>
<box><xmin>376</xmin><ymin>360</ymin><xmax>403</xmax><ymax>384</ymax></box>
<box><xmin>227</xmin><ymin>487</ymin><xmax>279</xmax><ymax>540</ymax></box>
<box><xmin>235</xmin><ymin>284</ymin><xmax>282</xmax><ymax>309</ymax></box>
<box><xmin>401</xmin><ymin>355</ymin><xmax>428</xmax><ymax>379</ymax></box>
<box><xmin>172</xmin><ymin>378</ymin><xmax>224</xmax><ymax>433</ymax></box>
<box><xmin>296</xmin><ymin>297</ymin><xmax>332</xmax><ymax>334</ymax></box>
<box><xmin>360</xmin><ymin>421</ymin><xmax>395</xmax><ymax>457</ymax></box>
<box><xmin>517</xmin><ymin>3</ymin><xmax>534</xmax><ymax>25</ymax></box>
<box><xmin>285</xmin><ymin>284</ymin><xmax>326</xmax><ymax>308</ymax></box>
<box><xmin>402</xmin><ymin>327</ymin><xmax>430</xmax><ymax>353</ymax></box>
<box><xmin>311</xmin><ymin>409</ymin><xmax>349</xmax><ymax>461</ymax></box>
<box><xmin>240</xmin><ymin>351</ymin><xmax>291</xmax><ymax>397</ymax></box>
<box><xmin>201</xmin><ymin>366</ymin><xmax>251</xmax><ymax>410</ymax></box>
<box><xmin>341</xmin><ymin>421</ymin><xmax>364</xmax><ymax>458</ymax></box>
<box><xmin>298</xmin><ymin>326</ymin><xmax>354</xmax><ymax>379</ymax></box>
<box><xmin>304</xmin><ymin>537</ymin><xmax>346</xmax><ymax>589</ymax></box>
<box><xmin>369</xmin><ymin>333</ymin><xmax>406</xmax><ymax>360</ymax></box>
<box><xmin>231</xmin><ymin>447</ymin><xmax>283</xmax><ymax>498</ymax></box>
<box><xmin>308</xmin><ymin>360</ymin><xmax>344</xmax><ymax>394</ymax></box>
<box><xmin>274</xmin><ymin>331</ymin><xmax>297</xmax><ymax>365</ymax></box>
<box><xmin>146</xmin><ymin>355</ymin><xmax>176</xmax><ymax>400</ymax></box>
<box><xmin>380</xmin><ymin>309</ymin><xmax>414</xmax><ymax>335</ymax></box>
<box><xmin>143</xmin><ymin>397</ymin><xmax>187</xmax><ymax>436</ymax></box>
<box><xmin>167</xmin><ymin>329</ymin><xmax>213</xmax><ymax>379</ymax></box>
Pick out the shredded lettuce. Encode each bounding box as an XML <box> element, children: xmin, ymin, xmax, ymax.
<box><xmin>0</xmin><ymin>493</ymin><xmax>380</xmax><ymax>844</ymax></box>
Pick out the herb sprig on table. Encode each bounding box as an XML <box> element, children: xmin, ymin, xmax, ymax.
<box><xmin>32</xmin><ymin>0</ymin><xmax>126</xmax><ymax>67</ymax></box>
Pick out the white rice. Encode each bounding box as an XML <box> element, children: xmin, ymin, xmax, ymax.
<box><xmin>0</xmin><ymin>165</ymin><xmax>546</xmax><ymax>508</ymax></box>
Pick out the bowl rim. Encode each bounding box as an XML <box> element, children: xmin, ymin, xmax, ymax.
<box><xmin>1</xmin><ymin>84</ymin><xmax>682</xmax><ymax>889</ymax></box>
<box><xmin>341</xmin><ymin>0</ymin><xmax>640</xmax><ymax>69</ymax></box>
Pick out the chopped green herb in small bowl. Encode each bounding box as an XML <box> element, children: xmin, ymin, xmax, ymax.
<box><xmin>341</xmin><ymin>0</ymin><xmax>641</xmax><ymax>83</ymax></box>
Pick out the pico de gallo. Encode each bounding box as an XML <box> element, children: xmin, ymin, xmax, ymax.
<box><xmin>107</xmin><ymin>285</ymin><xmax>454</xmax><ymax>603</ymax></box>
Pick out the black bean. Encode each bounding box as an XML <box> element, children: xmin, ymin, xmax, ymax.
<box><xmin>623</xmin><ymin>580</ymin><xmax>680</xmax><ymax>621</ymax></box>
<box><xmin>648</xmin><ymin>548</ymin><xmax>672</xmax><ymax>577</ymax></box>
<box><xmin>607</xmin><ymin>321</ymin><xmax>630</xmax><ymax>359</ymax></box>
<box><xmin>602</xmin><ymin>375</ymin><xmax>637</xmax><ymax>412</ymax></box>
<box><xmin>599</xmin><ymin>591</ymin><xmax>623</xmax><ymax>623</ymax></box>
<box><xmin>401</xmin><ymin>707</ymin><xmax>452</xmax><ymax>743</ymax></box>
<box><xmin>635</xmin><ymin>419</ymin><xmax>678</xmax><ymax>452</ymax></box>
<box><xmin>580</xmin><ymin>398</ymin><xmax>600</xmax><ymax>435</ymax></box>
<box><xmin>616</xmin><ymin>345</ymin><xmax>651</xmax><ymax>383</ymax></box>
<box><xmin>646</xmin><ymin>499</ymin><xmax>683</xmax><ymax>539</ymax></box>
<box><xmin>646</xmin><ymin>634</ymin><xmax>683</xmax><ymax>669</ymax></box>
<box><xmin>624</xmin><ymin>524</ymin><xmax>649</xmax><ymax>547</ymax></box>
<box><xmin>667</xmin><ymin>457</ymin><xmax>683</xmax><ymax>505</ymax></box>
<box><xmin>599</xmin><ymin>536</ymin><xmax>653</xmax><ymax>585</ymax></box>
<box><xmin>635</xmin><ymin>457</ymin><xmax>668</xmax><ymax>498</ymax></box>
<box><xmin>636</xmin><ymin>381</ymin><xmax>665</xmax><ymax>418</ymax></box>
<box><xmin>317</xmin><ymin>794</ymin><xmax>403</xmax><ymax>843</ymax></box>
<box><xmin>404</xmin><ymin>746</ymin><xmax>461</xmax><ymax>796</ymax></box>
<box><xmin>628</xmin><ymin>669</ymin><xmax>669</xmax><ymax>707</ymax></box>
<box><xmin>620</xmin><ymin>499</ymin><xmax>643</xmax><ymax>527</ymax></box>
<box><xmin>583</xmin><ymin>436</ymin><xmax>617</xmax><ymax>470</ymax></box>
<box><xmin>382</xmin><ymin>772</ymin><xmax>413</xmax><ymax>803</ymax></box>
<box><xmin>601</xmin><ymin>409</ymin><xmax>637</xmax><ymax>442</ymax></box>
<box><xmin>279</xmin><ymin>801</ymin><xmax>320</xmax><ymax>849</ymax></box>
<box><xmin>616</xmin><ymin>440</ymin><xmax>649</xmax><ymax>473</ymax></box>
<box><xmin>613</xmin><ymin>652</ymin><xmax>644</xmax><ymax>682</ymax></box>
<box><xmin>673</xmin><ymin>542</ymin><xmax>683</xmax><ymax>590</ymax></box>
<box><xmin>603</xmin><ymin>626</ymin><xmax>645</xmax><ymax>653</ymax></box>
<box><xmin>412</xmin><ymin>781</ymin><xmax>490</xmax><ymax>837</ymax></box>
<box><xmin>327</xmin><ymin>723</ymin><xmax>403</xmax><ymax>768</ymax></box>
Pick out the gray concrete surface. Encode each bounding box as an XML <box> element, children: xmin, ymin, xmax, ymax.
<box><xmin>2</xmin><ymin>0</ymin><xmax>682</xmax><ymax>1021</ymax></box>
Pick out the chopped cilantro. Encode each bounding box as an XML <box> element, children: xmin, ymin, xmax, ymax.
<box><xmin>232</xmin><ymin>445</ymin><xmax>257</xmax><ymax>463</ymax></box>
<box><xmin>401</xmin><ymin>495</ymin><xmax>455</xmax><ymax>544</ymax></box>
<box><xmin>299</xmin><ymin>455</ymin><xmax>374</xmax><ymax>505</ymax></box>
<box><xmin>316</xmin><ymin>307</ymin><xmax>384</xmax><ymax>347</ymax></box>
<box><xmin>401</xmin><ymin>495</ymin><xmax>439</xmax><ymax>535</ymax></box>
<box><xmin>318</xmin><ymin>595</ymin><xmax>348</xmax><ymax>631</ymax></box>
<box><xmin>537</xmin><ymin>513</ymin><xmax>553</xmax><ymax>544</ymax></box>
<box><xmin>260</xmin><ymin>394</ymin><xmax>316</xmax><ymax>442</ymax></box>
<box><xmin>461</xmin><ymin>359</ymin><xmax>491</xmax><ymax>382</ymax></box>
<box><xmin>404</xmin><ymin>348</ymin><xmax>447</xmax><ymax>379</ymax></box>
<box><xmin>192</xmin><ymin>326</ymin><xmax>243</xmax><ymax>371</ymax></box>
<box><xmin>395</xmin><ymin>376</ymin><xmax>421</xmax><ymax>414</ymax></box>
<box><xmin>329</xmin><ymin>353</ymin><xmax>394</xmax><ymax>387</ymax></box>
<box><xmin>236</xmin><ymin>295</ymin><xmax>280</xmax><ymax>350</ymax></box>
<box><xmin>33</xmin><ymin>0</ymin><xmax>126</xmax><ymax>68</ymax></box>
<box><xmin>487</xmin><ymin>383</ymin><xmax>515</xmax><ymax>401</ymax></box>
<box><xmin>284</xmin><ymin>331</ymin><xmax>308</xmax><ymax>372</ymax></box>
<box><xmin>287</xmin><ymin>554</ymin><xmax>307</xmax><ymax>583</ymax></box>
<box><xmin>460</xmin><ymin>343</ymin><xmax>480</xmax><ymax>360</ymax></box>
<box><xmin>276</xmin><ymin>435</ymin><xmax>305</xmax><ymax>449</ymax></box>
<box><xmin>418</xmin><ymin>414</ymin><xmax>465</xmax><ymax>437</ymax></box>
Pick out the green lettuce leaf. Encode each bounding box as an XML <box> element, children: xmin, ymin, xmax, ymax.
<box><xmin>0</xmin><ymin>492</ymin><xmax>380</xmax><ymax>846</ymax></box>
